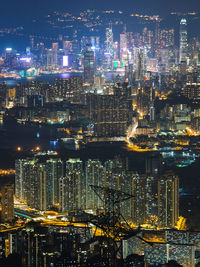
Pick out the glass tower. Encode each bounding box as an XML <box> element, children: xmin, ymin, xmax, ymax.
<box><xmin>179</xmin><ymin>18</ymin><xmax>188</xmax><ymax>63</ymax></box>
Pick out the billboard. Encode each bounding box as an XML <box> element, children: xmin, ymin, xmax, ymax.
<box><xmin>63</xmin><ymin>56</ymin><xmax>68</xmax><ymax>67</ymax></box>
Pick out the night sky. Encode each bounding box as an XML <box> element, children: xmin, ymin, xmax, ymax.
<box><xmin>0</xmin><ymin>0</ymin><xmax>199</xmax><ymax>25</ymax></box>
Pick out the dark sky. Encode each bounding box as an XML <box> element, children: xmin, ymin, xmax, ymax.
<box><xmin>1</xmin><ymin>0</ymin><xmax>199</xmax><ymax>23</ymax></box>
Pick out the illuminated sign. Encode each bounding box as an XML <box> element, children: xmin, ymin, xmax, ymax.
<box><xmin>63</xmin><ymin>56</ymin><xmax>68</xmax><ymax>67</ymax></box>
<box><xmin>20</xmin><ymin>57</ymin><xmax>31</xmax><ymax>63</ymax></box>
<box><xmin>113</xmin><ymin>61</ymin><xmax>118</xmax><ymax>68</ymax></box>
<box><xmin>5</xmin><ymin>48</ymin><xmax>12</xmax><ymax>52</ymax></box>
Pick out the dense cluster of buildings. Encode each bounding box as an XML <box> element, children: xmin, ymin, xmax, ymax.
<box><xmin>0</xmin><ymin>15</ymin><xmax>199</xmax><ymax>78</ymax></box>
<box><xmin>1</xmin><ymin>158</ymin><xmax>195</xmax><ymax>266</ymax></box>
<box><xmin>1</xmin><ymin>12</ymin><xmax>200</xmax><ymax>266</ymax></box>
<box><xmin>1</xmin><ymin>221</ymin><xmax>200</xmax><ymax>266</ymax></box>
<box><xmin>0</xmin><ymin>17</ymin><xmax>200</xmax><ymax>144</ymax></box>
<box><xmin>15</xmin><ymin>156</ymin><xmax>179</xmax><ymax>229</ymax></box>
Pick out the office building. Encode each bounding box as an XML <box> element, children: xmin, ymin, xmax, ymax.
<box><xmin>83</xmin><ymin>45</ymin><xmax>95</xmax><ymax>84</ymax></box>
<box><xmin>179</xmin><ymin>19</ymin><xmax>188</xmax><ymax>63</ymax></box>
<box><xmin>105</xmin><ymin>27</ymin><xmax>114</xmax><ymax>56</ymax></box>
<box><xmin>133</xmin><ymin>47</ymin><xmax>147</xmax><ymax>81</ymax></box>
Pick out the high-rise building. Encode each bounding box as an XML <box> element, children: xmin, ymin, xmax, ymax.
<box><xmin>25</xmin><ymin>160</ymin><xmax>40</xmax><ymax>209</ymax></box>
<box><xmin>63</xmin><ymin>41</ymin><xmax>72</xmax><ymax>53</ymax></box>
<box><xmin>133</xmin><ymin>47</ymin><xmax>147</xmax><ymax>81</ymax></box>
<box><xmin>179</xmin><ymin>19</ymin><xmax>188</xmax><ymax>63</ymax></box>
<box><xmin>0</xmin><ymin>182</ymin><xmax>14</xmax><ymax>223</ymax></box>
<box><xmin>54</xmin><ymin>78</ymin><xmax>70</xmax><ymax>99</ymax></box>
<box><xmin>59</xmin><ymin>159</ymin><xmax>84</xmax><ymax>212</ymax></box>
<box><xmin>137</xmin><ymin>85</ymin><xmax>154</xmax><ymax>116</ymax></box>
<box><xmin>132</xmin><ymin>174</ymin><xmax>153</xmax><ymax>225</ymax></box>
<box><xmin>158</xmin><ymin>172</ymin><xmax>179</xmax><ymax>228</ymax></box>
<box><xmin>66</xmin><ymin>158</ymin><xmax>83</xmax><ymax>172</ymax></box>
<box><xmin>125</xmin><ymin>64</ymin><xmax>134</xmax><ymax>84</ymax></box>
<box><xmin>83</xmin><ymin>45</ymin><xmax>95</xmax><ymax>84</ymax></box>
<box><xmin>91</xmin><ymin>36</ymin><xmax>100</xmax><ymax>51</ymax></box>
<box><xmin>15</xmin><ymin>158</ymin><xmax>63</xmax><ymax>211</ymax></box>
<box><xmin>88</xmin><ymin>83</ymin><xmax>132</xmax><ymax>140</ymax></box>
<box><xmin>46</xmin><ymin>159</ymin><xmax>64</xmax><ymax>207</ymax></box>
<box><xmin>160</xmin><ymin>29</ymin><xmax>175</xmax><ymax>48</ymax></box>
<box><xmin>149</xmin><ymin>105</ymin><xmax>155</xmax><ymax>121</ymax></box>
<box><xmin>27</xmin><ymin>95</ymin><xmax>44</xmax><ymax>108</ymax></box>
<box><xmin>37</xmin><ymin>159</ymin><xmax>64</xmax><ymax>211</ymax></box>
<box><xmin>105</xmin><ymin>27</ymin><xmax>114</xmax><ymax>56</ymax></box>
<box><xmin>59</xmin><ymin>170</ymin><xmax>83</xmax><ymax>212</ymax></box>
<box><xmin>38</xmin><ymin>163</ymin><xmax>48</xmax><ymax>211</ymax></box>
<box><xmin>159</xmin><ymin>48</ymin><xmax>170</xmax><ymax>72</ymax></box>
<box><xmin>113</xmin><ymin>41</ymin><xmax>119</xmax><ymax>61</ymax></box>
<box><xmin>15</xmin><ymin>159</ymin><xmax>27</xmax><ymax>202</ymax></box>
<box><xmin>85</xmin><ymin>159</ymin><xmax>104</xmax><ymax>211</ymax></box>
<box><xmin>120</xmin><ymin>32</ymin><xmax>127</xmax><ymax>62</ymax></box>
<box><xmin>54</xmin><ymin>76</ymin><xmax>83</xmax><ymax>100</ymax></box>
<box><xmin>155</xmin><ymin>22</ymin><xmax>160</xmax><ymax>46</ymax></box>
<box><xmin>182</xmin><ymin>83</ymin><xmax>200</xmax><ymax>99</ymax></box>
<box><xmin>15</xmin><ymin>158</ymin><xmax>38</xmax><ymax>205</ymax></box>
<box><xmin>104</xmin><ymin>159</ymin><xmax>133</xmax><ymax>220</ymax></box>
<box><xmin>46</xmin><ymin>43</ymin><xmax>58</xmax><ymax>70</ymax></box>
<box><xmin>81</xmin><ymin>36</ymin><xmax>90</xmax><ymax>53</ymax></box>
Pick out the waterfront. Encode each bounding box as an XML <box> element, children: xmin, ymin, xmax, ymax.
<box><xmin>0</xmin><ymin>71</ymin><xmax>121</xmax><ymax>87</ymax></box>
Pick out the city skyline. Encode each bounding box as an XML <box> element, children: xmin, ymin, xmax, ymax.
<box><xmin>1</xmin><ymin>0</ymin><xmax>199</xmax><ymax>19</ymax></box>
<box><xmin>0</xmin><ymin>0</ymin><xmax>200</xmax><ymax>265</ymax></box>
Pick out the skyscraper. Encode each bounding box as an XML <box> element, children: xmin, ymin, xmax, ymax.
<box><xmin>85</xmin><ymin>159</ymin><xmax>104</xmax><ymax>211</ymax></box>
<box><xmin>179</xmin><ymin>18</ymin><xmax>188</xmax><ymax>63</ymax></box>
<box><xmin>120</xmin><ymin>25</ymin><xmax>127</xmax><ymax>62</ymax></box>
<box><xmin>158</xmin><ymin>172</ymin><xmax>179</xmax><ymax>228</ymax></box>
<box><xmin>54</xmin><ymin>76</ymin><xmax>83</xmax><ymax>100</ymax></box>
<box><xmin>0</xmin><ymin>182</ymin><xmax>14</xmax><ymax>223</ymax></box>
<box><xmin>133</xmin><ymin>47</ymin><xmax>147</xmax><ymax>81</ymax></box>
<box><xmin>38</xmin><ymin>163</ymin><xmax>48</xmax><ymax>211</ymax></box>
<box><xmin>46</xmin><ymin>158</ymin><xmax>64</xmax><ymax>207</ymax></box>
<box><xmin>88</xmin><ymin>83</ymin><xmax>132</xmax><ymax>141</ymax></box>
<box><xmin>113</xmin><ymin>41</ymin><xmax>119</xmax><ymax>61</ymax></box>
<box><xmin>83</xmin><ymin>45</ymin><xmax>95</xmax><ymax>84</ymax></box>
<box><xmin>15</xmin><ymin>158</ymin><xmax>63</xmax><ymax>211</ymax></box>
<box><xmin>104</xmin><ymin>27</ymin><xmax>114</xmax><ymax>69</ymax></box>
<box><xmin>105</xmin><ymin>27</ymin><xmax>114</xmax><ymax>56</ymax></box>
<box><xmin>59</xmin><ymin>159</ymin><xmax>84</xmax><ymax>213</ymax></box>
<box><xmin>15</xmin><ymin>159</ymin><xmax>27</xmax><ymax>202</ymax></box>
<box><xmin>46</xmin><ymin>43</ymin><xmax>58</xmax><ymax>70</ymax></box>
<box><xmin>132</xmin><ymin>174</ymin><xmax>153</xmax><ymax>225</ymax></box>
<box><xmin>59</xmin><ymin>169</ymin><xmax>83</xmax><ymax>212</ymax></box>
<box><xmin>104</xmin><ymin>159</ymin><xmax>133</xmax><ymax>220</ymax></box>
<box><xmin>120</xmin><ymin>33</ymin><xmax>128</xmax><ymax>67</ymax></box>
<box><xmin>15</xmin><ymin>158</ymin><xmax>38</xmax><ymax>205</ymax></box>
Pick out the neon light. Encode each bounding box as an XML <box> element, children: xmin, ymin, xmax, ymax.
<box><xmin>63</xmin><ymin>56</ymin><xmax>68</xmax><ymax>67</ymax></box>
<box><xmin>20</xmin><ymin>58</ymin><xmax>31</xmax><ymax>63</ymax></box>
